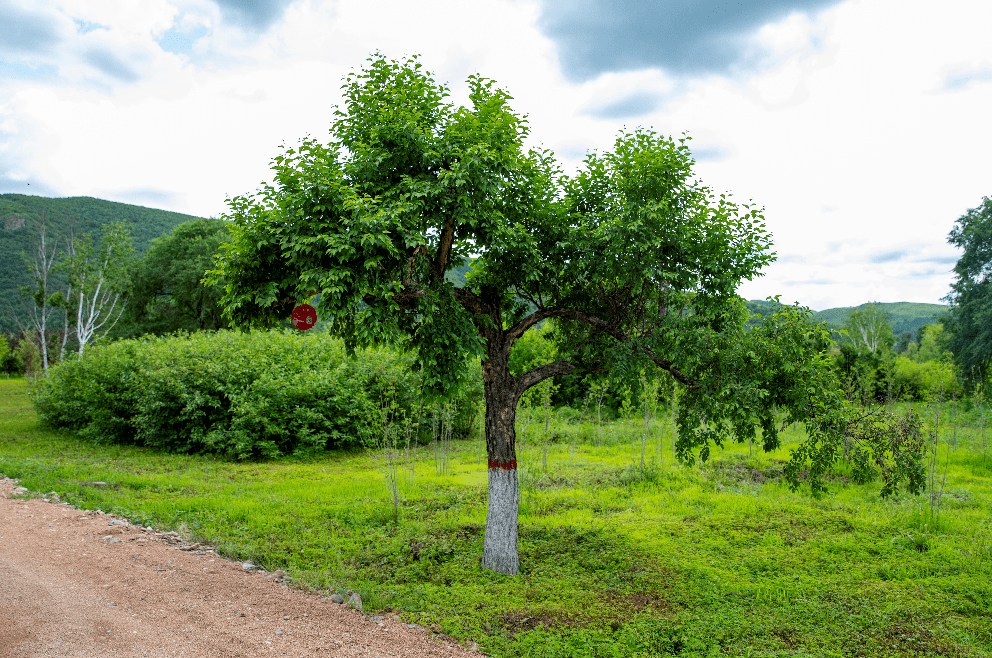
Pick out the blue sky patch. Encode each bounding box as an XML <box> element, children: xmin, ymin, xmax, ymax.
<box><xmin>158</xmin><ymin>25</ymin><xmax>210</xmax><ymax>55</ymax></box>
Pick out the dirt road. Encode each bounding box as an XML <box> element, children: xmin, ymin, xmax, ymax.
<box><xmin>0</xmin><ymin>477</ymin><xmax>479</xmax><ymax>658</ymax></box>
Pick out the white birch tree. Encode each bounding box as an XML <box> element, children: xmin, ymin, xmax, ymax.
<box><xmin>844</xmin><ymin>302</ymin><xmax>894</xmax><ymax>353</ymax></box>
<box><xmin>63</xmin><ymin>222</ymin><xmax>134</xmax><ymax>355</ymax></box>
<box><xmin>14</xmin><ymin>210</ymin><xmax>59</xmax><ymax>373</ymax></box>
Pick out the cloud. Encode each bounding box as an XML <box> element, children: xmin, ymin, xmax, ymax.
<box><xmin>784</xmin><ymin>278</ymin><xmax>834</xmax><ymax>285</ymax></box>
<box><xmin>583</xmin><ymin>89</ymin><xmax>663</xmax><ymax>118</ymax></box>
<box><xmin>214</xmin><ymin>0</ymin><xmax>293</xmax><ymax>32</ymax></box>
<box><xmin>0</xmin><ymin>174</ymin><xmax>61</xmax><ymax>198</ymax></box>
<box><xmin>83</xmin><ymin>47</ymin><xmax>141</xmax><ymax>83</ymax></box>
<box><xmin>868</xmin><ymin>249</ymin><xmax>908</xmax><ymax>264</ymax></box>
<box><xmin>942</xmin><ymin>67</ymin><xmax>992</xmax><ymax>91</ymax></box>
<box><xmin>536</xmin><ymin>0</ymin><xmax>844</xmax><ymax>82</ymax></box>
<box><xmin>0</xmin><ymin>1</ymin><xmax>65</xmax><ymax>56</ymax></box>
<box><xmin>222</xmin><ymin>87</ymin><xmax>268</xmax><ymax>102</ymax></box>
<box><xmin>690</xmin><ymin>145</ymin><xmax>731</xmax><ymax>162</ymax></box>
<box><xmin>103</xmin><ymin>187</ymin><xmax>185</xmax><ymax>209</ymax></box>
<box><xmin>923</xmin><ymin>253</ymin><xmax>960</xmax><ymax>265</ymax></box>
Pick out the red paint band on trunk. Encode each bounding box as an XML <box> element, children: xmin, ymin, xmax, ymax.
<box><xmin>487</xmin><ymin>459</ymin><xmax>517</xmax><ymax>470</ymax></box>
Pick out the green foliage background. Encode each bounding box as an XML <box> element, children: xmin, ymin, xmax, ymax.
<box><xmin>125</xmin><ymin>217</ymin><xmax>231</xmax><ymax>336</ymax></box>
<box><xmin>0</xmin><ymin>194</ymin><xmax>208</xmax><ymax>333</ymax></box>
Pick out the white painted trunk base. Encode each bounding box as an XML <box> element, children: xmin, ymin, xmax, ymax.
<box><xmin>481</xmin><ymin>467</ymin><xmax>519</xmax><ymax>575</ymax></box>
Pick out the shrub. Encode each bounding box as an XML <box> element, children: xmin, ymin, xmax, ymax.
<box><xmin>14</xmin><ymin>333</ymin><xmax>43</xmax><ymax>376</ymax></box>
<box><xmin>31</xmin><ymin>330</ymin><xmax>480</xmax><ymax>459</ymax></box>
<box><xmin>0</xmin><ymin>334</ymin><xmax>11</xmax><ymax>374</ymax></box>
<box><xmin>891</xmin><ymin>355</ymin><xmax>960</xmax><ymax>401</ymax></box>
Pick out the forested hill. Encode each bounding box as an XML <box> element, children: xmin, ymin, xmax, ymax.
<box><xmin>1</xmin><ymin>194</ymin><xmax>209</xmax><ymax>333</ymax></box>
<box><xmin>745</xmin><ymin>299</ymin><xmax>947</xmax><ymax>337</ymax></box>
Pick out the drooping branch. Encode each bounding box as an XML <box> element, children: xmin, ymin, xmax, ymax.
<box><xmin>508</xmin><ymin>305</ymin><xmax>700</xmax><ymax>389</ymax></box>
<box><xmin>636</xmin><ymin>343</ymin><xmax>697</xmax><ymax>388</ymax></box>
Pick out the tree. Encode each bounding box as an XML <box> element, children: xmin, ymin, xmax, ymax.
<box><xmin>893</xmin><ymin>330</ymin><xmax>915</xmax><ymax>354</ymax></box>
<box><xmin>208</xmin><ymin>55</ymin><xmax>920</xmax><ymax>575</ymax></box>
<box><xmin>0</xmin><ymin>333</ymin><xmax>10</xmax><ymax>372</ymax></box>
<box><xmin>14</xmin><ymin>210</ymin><xmax>59</xmax><ymax>373</ymax></box>
<box><xmin>843</xmin><ymin>302</ymin><xmax>894</xmax><ymax>354</ymax></box>
<box><xmin>62</xmin><ymin>222</ymin><xmax>134</xmax><ymax>355</ymax></box>
<box><xmin>125</xmin><ymin>217</ymin><xmax>231</xmax><ymax>335</ymax></box>
<box><xmin>943</xmin><ymin>196</ymin><xmax>992</xmax><ymax>387</ymax></box>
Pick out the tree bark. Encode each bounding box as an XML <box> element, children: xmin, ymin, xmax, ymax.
<box><xmin>469</xmin><ymin>296</ymin><xmax>686</xmax><ymax>575</ymax></box>
<box><xmin>480</xmin><ymin>333</ymin><xmax>521</xmax><ymax>575</ymax></box>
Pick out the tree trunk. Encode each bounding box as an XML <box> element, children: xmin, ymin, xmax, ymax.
<box><xmin>480</xmin><ymin>341</ymin><xmax>521</xmax><ymax>575</ymax></box>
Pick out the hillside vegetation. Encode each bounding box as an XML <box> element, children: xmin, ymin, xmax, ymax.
<box><xmin>746</xmin><ymin>299</ymin><xmax>946</xmax><ymax>337</ymax></box>
<box><xmin>815</xmin><ymin>302</ymin><xmax>947</xmax><ymax>335</ymax></box>
<box><xmin>0</xmin><ymin>194</ymin><xmax>207</xmax><ymax>333</ymax></box>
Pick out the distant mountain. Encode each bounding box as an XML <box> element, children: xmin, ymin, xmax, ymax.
<box><xmin>1</xmin><ymin>194</ymin><xmax>209</xmax><ymax>333</ymax></box>
<box><xmin>745</xmin><ymin>299</ymin><xmax>947</xmax><ymax>340</ymax></box>
<box><xmin>812</xmin><ymin>301</ymin><xmax>948</xmax><ymax>338</ymax></box>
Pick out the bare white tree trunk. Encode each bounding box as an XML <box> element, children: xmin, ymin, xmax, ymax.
<box><xmin>15</xmin><ymin>210</ymin><xmax>59</xmax><ymax>373</ymax></box>
<box><xmin>69</xmin><ymin>226</ymin><xmax>132</xmax><ymax>356</ymax></box>
<box><xmin>76</xmin><ymin>270</ymin><xmax>126</xmax><ymax>356</ymax></box>
<box><xmin>481</xmin><ymin>466</ymin><xmax>519</xmax><ymax>575</ymax></box>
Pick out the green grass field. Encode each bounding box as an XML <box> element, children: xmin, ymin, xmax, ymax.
<box><xmin>2</xmin><ymin>377</ymin><xmax>990</xmax><ymax>657</ymax></box>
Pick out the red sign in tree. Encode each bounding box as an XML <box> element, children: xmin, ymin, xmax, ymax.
<box><xmin>291</xmin><ymin>304</ymin><xmax>317</xmax><ymax>330</ymax></box>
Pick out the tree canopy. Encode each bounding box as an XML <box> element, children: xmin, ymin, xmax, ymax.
<box><xmin>209</xmin><ymin>54</ymin><xmax>925</xmax><ymax>575</ymax></box>
<box><xmin>126</xmin><ymin>217</ymin><xmax>231</xmax><ymax>336</ymax></box>
<box><xmin>944</xmin><ymin>195</ymin><xmax>992</xmax><ymax>386</ymax></box>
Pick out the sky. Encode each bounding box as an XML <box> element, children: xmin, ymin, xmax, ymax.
<box><xmin>1</xmin><ymin>0</ymin><xmax>990</xmax><ymax>311</ymax></box>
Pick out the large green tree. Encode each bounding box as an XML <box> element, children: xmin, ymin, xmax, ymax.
<box><xmin>943</xmin><ymin>196</ymin><xmax>992</xmax><ymax>386</ymax></box>
<box><xmin>209</xmin><ymin>55</ymin><xmax>919</xmax><ymax>575</ymax></box>
<box><xmin>126</xmin><ymin>217</ymin><xmax>231</xmax><ymax>335</ymax></box>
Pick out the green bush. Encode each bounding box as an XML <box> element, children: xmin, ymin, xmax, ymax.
<box><xmin>14</xmin><ymin>333</ymin><xmax>43</xmax><ymax>376</ymax></box>
<box><xmin>891</xmin><ymin>355</ymin><xmax>960</xmax><ymax>401</ymax></box>
<box><xmin>0</xmin><ymin>334</ymin><xmax>12</xmax><ymax>374</ymax></box>
<box><xmin>31</xmin><ymin>330</ymin><xmax>480</xmax><ymax>459</ymax></box>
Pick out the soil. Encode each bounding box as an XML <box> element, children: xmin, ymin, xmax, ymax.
<box><xmin>0</xmin><ymin>477</ymin><xmax>481</xmax><ymax>658</ymax></box>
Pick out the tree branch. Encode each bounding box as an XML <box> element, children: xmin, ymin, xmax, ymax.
<box><xmin>430</xmin><ymin>219</ymin><xmax>455</xmax><ymax>282</ymax></box>
<box><xmin>636</xmin><ymin>343</ymin><xmax>697</xmax><ymax>388</ymax></box>
<box><xmin>514</xmin><ymin>359</ymin><xmax>609</xmax><ymax>397</ymax></box>
<box><xmin>510</xmin><ymin>305</ymin><xmax>700</xmax><ymax>389</ymax></box>
<box><xmin>514</xmin><ymin>360</ymin><xmax>577</xmax><ymax>396</ymax></box>
<box><xmin>505</xmin><ymin>306</ymin><xmax>561</xmax><ymax>343</ymax></box>
<box><xmin>452</xmin><ymin>287</ymin><xmax>484</xmax><ymax>315</ymax></box>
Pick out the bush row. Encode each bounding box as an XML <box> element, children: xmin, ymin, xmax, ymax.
<box><xmin>31</xmin><ymin>330</ymin><xmax>481</xmax><ymax>459</ymax></box>
<box><xmin>833</xmin><ymin>342</ymin><xmax>962</xmax><ymax>403</ymax></box>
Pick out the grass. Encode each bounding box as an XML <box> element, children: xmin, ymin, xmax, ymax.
<box><xmin>2</xmin><ymin>376</ymin><xmax>991</xmax><ymax>657</ymax></box>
